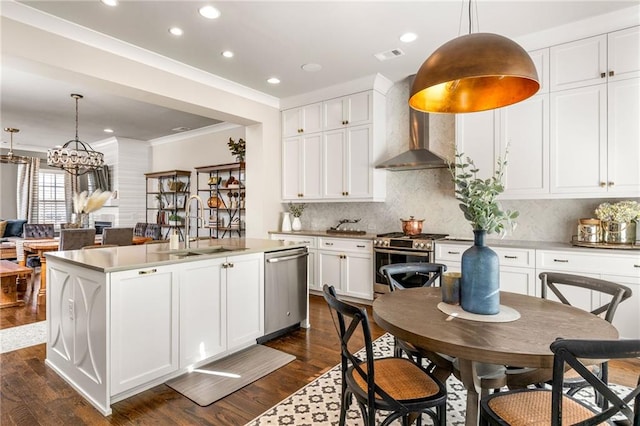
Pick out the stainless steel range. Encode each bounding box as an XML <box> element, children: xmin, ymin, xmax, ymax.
<box><xmin>373</xmin><ymin>232</ymin><xmax>448</xmax><ymax>295</ymax></box>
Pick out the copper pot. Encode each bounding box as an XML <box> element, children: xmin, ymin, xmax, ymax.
<box><xmin>400</xmin><ymin>216</ymin><xmax>424</xmax><ymax>235</ymax></box>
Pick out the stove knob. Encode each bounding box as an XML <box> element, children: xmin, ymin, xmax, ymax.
<box><xmin>418</xmin><ymin>242</ymin><xmax>425</xmax><ymax>249</ymax></box>
<box><xmin>373</xmin><ymin>239</ymin><xmax>378</xmax><ymax>246</ymax></box>
<box><xmin>383</xmin><ymin>241</ymin><xmax>389</xmax><ymax>247</ymax></box>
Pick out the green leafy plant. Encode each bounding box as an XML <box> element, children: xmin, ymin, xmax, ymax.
<box><xmin>168</xmin><ymin>213</ymin><xmax>183</xmax><ymax>222</ymax></box>
<box><xmin>228</xmin><ymin>137</ymin><xmax>246</xmax><ymax>161</ymax></box>
<box><xmin>288</xmin><ymin>202</ymin><xmax>306</xmax><ymax>218</ymax></box>
<box><xmin>448</xmin><ymin>150</ymin><xmax>518</xmax><ymax>234</ymax></box>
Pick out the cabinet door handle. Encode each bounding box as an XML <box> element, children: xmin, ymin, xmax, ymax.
<box><xmin>609</xmin><ymin>70</ymin><xmax>614</xmax><ymax>77</ymax></box>
<box><xmin>608</xmin><ymin>181</ymin><xmax>615</xmax><ymax>187</ymax></box>
<box><xmin>448</xmin><ymin>251</ymin><xmax>460</xmax><ymax>255</ymax></box>
<box><xmin>228</xmin><ymin>262</ymin><xmax>234</xmax><ymax>268</ymax></box>
<box><xmin>504</xmin><ymin>255</ymin><xmax>518</xmax><ymax>259</ymax></box>
<box><xmin>600</xmin><ymin>182</ymin><xmax>607</xmax><ymax>187</ymax></box>
<box><xmin>138</xmin><ymin>268</ymin><xmax>157</xmax><ymax>275</ymax></box>
<box><xmin>325</xmin><ymin>242</ymin><xmax>334</xmax><ymax>246</ymax></box>
<box><xmin>553</xmin><ymin>259</ymin><xmax>569</xmax><ymax>263</ymax></box>
<box><xmin>600</xmin><ymin>72</ymin><xmax>606</xmax><ymax>78</ymax></box>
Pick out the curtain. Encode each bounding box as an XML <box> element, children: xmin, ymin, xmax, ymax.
<box><xmin>64</xmin><ymin>173</ymin><xmax>81</xmax><ymax>222</ymax></box>
<box><xmin>16</xmin><ymin>157</ymin><xmax>40</xmax><ymax>222</ymax></box>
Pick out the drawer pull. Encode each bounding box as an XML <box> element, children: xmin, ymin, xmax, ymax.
<box><xmin>553</xmin><ymin>259</ymin><xmax>569</xmax><ymax>263</ymax></box>
<box><xmin>448</xmin><ymin>251</ymin><xmax>461</xmax><ymax>255</ymax></box>
<box><xmin>325</xmin><ymin>242</ymin><xmax>334</xmax><ymax>246</ymax></box>
<box><xmin>634</xmin><ymin>264</ymin><xmax>640</xmax><ymax>268</ymax></box>
<box><xmin>504</xmin><ymin>255</ymin><xmax>518</xmax><ymax>259</ymax></box>
<box><xmin>138</xmin><ymin>268</ymin><xmax>157</xmax><ymax>275</ymax></box>
<box><xmin>356</xmin><ymin>245</ymin><xmax>366</xmax><ymax>248</ymax></box>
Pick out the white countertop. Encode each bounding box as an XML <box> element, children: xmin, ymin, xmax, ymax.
<box><xmin>45</xmin><ymin>238</ymin><xmax>307</xmax><ymax>273</ymax></box>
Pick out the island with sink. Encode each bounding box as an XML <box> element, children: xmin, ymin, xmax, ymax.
<box><xmin>44</xmin><ymin>238</ymin><xmax>306</xmax><ymax>416</ymax></box>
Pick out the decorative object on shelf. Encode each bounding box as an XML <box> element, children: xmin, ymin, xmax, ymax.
<box><xmin>1</xmin><ymin>128</ymin><xmax>30</xmax><ymax>164</ymax></box>
<box><xmin>577</xmin><ymin>218</ymin><xmax>601</xmax><ymax>243</ymax></box>
<box><xmin>167</xmin><ymin>180</ymin><xmax>185</xmax><ymax>192</ymax></box>
<box><xmin>228</xmin><ymin>137</ymin><xmax>246</xmax><ymax>162</ymax></box>
<box><xmin>207</xmin><ymin>196</ymin><xmax>222</xmax><ymax>208</ymax></box>
<box><xmin>409</xmin><ymin>1</ymin><xmax>538</xmax><ymax>113</ymax></box>
<box><xmin>449</xmin><ymin>150</ymin><xmax>518</xmax><ymax>315</ymax></box>
<box><xmin>595</xmin><ymin>201</ymin><xmax>639</xmax><ymax>244</ymax></box>
<box><xmin>47</xmin><ymin>94</ymin><xmax>104</xmax><ymax>176</ymax></box>
<box><xmin>289</xmin><ymin>202</ymin><xmax>305</xmax><ymax>231</ymax></box>
<box><xmin>281</xmin><ymin>212</ymin><xmax>292</xmax><ymax>232</ymax></box>
<box><xmin>168</xmin><ymin>213</ymin><xmax>183</xmax><ymax>227</ymax></box>
<box><xmin>71</xmin><ymin>189</ymin><xmax>112</xmax><ymax>228</ymax></box>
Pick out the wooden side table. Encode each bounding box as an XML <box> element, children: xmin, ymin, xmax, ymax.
<box><xmin>0</xmin><ymin>260</ymin><xmax>33</xmax><ymax>308</ymax></box>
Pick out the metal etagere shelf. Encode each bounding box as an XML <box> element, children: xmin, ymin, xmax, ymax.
<box><xmin>144</xmin><ymin>169</ymin><xmax>191</xmax><ymax>241</ymax></box>
<box><xmin>194</xmin><ymin>162</ymin><xmax>245</xmax><ymax>239</ymax></box>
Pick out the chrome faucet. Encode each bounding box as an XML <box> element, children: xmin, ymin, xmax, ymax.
<box><xmin>184</xmin><ymin>194</ymin><xmax>205</xmax><ymax>249</ymax></box>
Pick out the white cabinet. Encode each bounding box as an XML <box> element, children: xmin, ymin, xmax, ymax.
<box><xmin>323</xmin><ymin>91</ymin><xmax>372</xmax><ymax>130</ymax></box>
<box><xmin>455</xmin><ymin>109</ymin><xmax>498</xmax><ymax>180</ymax></box>
<box><xmin>110</xmin><ymin>264</ymin><xmax>179</xmax><ymax>395</ymax></box>
<box><xmin>226</xmin><ymin>252</ymin><xmax>264</xmax><ymax>351</ymax></box>
<box><xmin>270</xmin><ymin>234</ymin><xmax>317</xmax><ymax>290</ymax></box>
<box><xmin>281</xmin><ymin>87</ymin><xmax>386</xmax><ymax>202</ymax></box>
<box><xmin>317</xmin><ymin>237</ymin><xmax>373</xmax><ymax>300</ymax></box>
<box><xmin>536</xmin><ymin>248</ymin><xmax>640</xmax><ymax>339</ymax></box>
<box><xmin>179</xmin><ymin>259</ymin><xmax>226</xmax><ymax>368</ymax></box>
<box><xmin>323</xmin><ymin>125</ymin><xmax>377</xmax><ymax>199</ymax></box>
<box><xmin>608</xmin><ymin>26</ymin><xmax>640</xmax><ymax>81</ymax></box>
<box><xmin>282</xmin><ymin>102</ymin><xmax>323</xmax><ymax>138</ymax></box>
<box><xmin>435</xmin><ymin>242</ymin><xmax>537</xmax><ymax>296</ymax></box>
<box><xmin>282</xmin><ymin>134</ymin><xmax>323</xmax><ymax>200</ymax></box>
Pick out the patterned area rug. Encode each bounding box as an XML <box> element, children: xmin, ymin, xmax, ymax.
<box><xmin>246</xmin><ymin>333</ymin><xmax>632</xmax><ymax>425</ymax></box>
<box><xmin>0</xmin><ymin>321</ymin><xmax>46</xmax><ymax>354</ymax></box>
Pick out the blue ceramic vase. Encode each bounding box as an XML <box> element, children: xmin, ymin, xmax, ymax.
<box><xmin>460</xmin><ymin>230</ymin><xmax>500</xmax><ymax>315</ymax></box>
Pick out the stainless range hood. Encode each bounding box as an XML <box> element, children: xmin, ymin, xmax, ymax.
<box><xmin>376</xmin><ymin>109</ymin><xmax>448</xmax><ymax>171</ymax></box>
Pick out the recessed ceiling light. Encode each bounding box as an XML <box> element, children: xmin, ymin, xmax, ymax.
<box><xmin>199</xmin><ymin>5</ymin><xmax>221</xmax><ymax>19</ymax></box>
<box><xmin>400</xmin><ymin>32</ymin><xmax>418</xmax><ymax>43</ymax></box>
<box><xmin>169</xmin><ymin>27</ymin><xmax>184</xmax><ymax>36</ymax></box>
<box><xmin>221</xmin><ymin>50</ymin><xmax>234</xmax><ymax>58</ymax></box>
<box><xmin>301</xmin><ymin>63</ymin><xmax>322</xmax><ymax>72</ymax></box>
<box><xmin>103</xmin><ymin>128</ymin><xmax>114</xmax><ymax>133</ymax></box>
<box><xmin>100</xmin><ymin>0</ymin><xmax>118</xmax><ymax>6</ymax></box>
<box><xmin>267</xmin><ymin>77</ymin><xmax>281</xmax><ymax>85</ymax></box>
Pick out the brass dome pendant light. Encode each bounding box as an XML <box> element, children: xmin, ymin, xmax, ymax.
<box><xmin>47</xmin><ymin>94</ymin><xmax>104</xmax><ymax>176</ymax></box>
<box><xmin>409</xmin><ymin>1</ymin><xmax>539</xmax><ymax>114</ymax></box>
<box><xmin>1</xmin><ymin>127</ymin><xmax>30</xmax><ymax>164</ymax></box>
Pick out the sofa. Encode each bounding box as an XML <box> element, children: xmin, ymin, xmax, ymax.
<box><xmin>0</xmin><ymin>219</ymin><xmax>27</xmax><ymax>259</ymax></box>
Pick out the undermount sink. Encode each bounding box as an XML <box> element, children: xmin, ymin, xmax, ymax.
<box><xmin>158</xmin><ymin>246</ymin><xmax>243</xmax><ymax>257</ymax></box>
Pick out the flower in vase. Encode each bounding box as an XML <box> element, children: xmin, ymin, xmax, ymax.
<box><xmin>73</xmin><ymin>189</ymin><xmax>112</xmax><ymax>214</ymax></box>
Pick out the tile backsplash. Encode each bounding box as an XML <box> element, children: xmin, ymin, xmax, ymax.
<box><xmin>283</xmin><ymin>77</ymin><xmax>639</xmax><ymax>243</ymax></box>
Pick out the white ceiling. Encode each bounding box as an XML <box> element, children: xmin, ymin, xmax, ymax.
<box><xmin>1</xmin><ymin>0</ymin><xmax>638</xmax><ymax>152</ymax></box>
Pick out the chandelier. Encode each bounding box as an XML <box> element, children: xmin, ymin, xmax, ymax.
<box><xmin>409</xmin><ymin>1</ymin><xmax>539</xmax><ymax>113</ymax></box>
<box><xmin>47</xmin><ymin>94</ymin><xmax>104</xmax><ymax>176</ymax></box>
<box><xmin>1</xmin><ymin>127</ymin><xmax>30</xmax><ymax>164</ymax></box>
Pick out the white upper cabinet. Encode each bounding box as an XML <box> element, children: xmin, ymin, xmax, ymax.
<box><xmin>455</xmin><ymin>109</ymin><xmax>498</xmax><ymax>181</ymax></box>
<box><xmin>528</xmin><ymin>48</ymin><xmax>550</xmax><ymax>94</ymax></box>
<box><xmin>282</xmin><ymin>102</ymin><xmax>323</xmax><ymax>138</ymax></box>
<box><xmin>323</xmin><ymin>91</ymin><xmax>373</xmax><ymax>130</ymax></box>
<box><xmin>281</xmin><ymin>82</ymin><xmax>388</xmax><ymax>202</ymax></box>
<box><xmin>550</xmin><ymin>34</ymin><xmax>607</xmax><ymax>91</ymax></box>
<box><xmin>607</xmin><ymin>26</ymin><xmax>640</xmax><ymax>81</ymax></box>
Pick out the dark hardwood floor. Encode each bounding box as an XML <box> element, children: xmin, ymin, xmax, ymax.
<box><xmin>1</xmin><ymin>281</ymin><xmax>638</xmax><ymax>425</ymax></box>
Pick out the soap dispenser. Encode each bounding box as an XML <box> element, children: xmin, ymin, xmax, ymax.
<box><xmin>170</xmin><ymin>229</ymin><xmax>179</xmax><ymax>250</ymax></box>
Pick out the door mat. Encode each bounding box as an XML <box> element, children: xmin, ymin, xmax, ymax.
<box><xmin>165</xmin><ymin>345</ymin><xmax>295</xmax><ymax>406</ymax></box>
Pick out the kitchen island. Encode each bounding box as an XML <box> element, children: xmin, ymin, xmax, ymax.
<box><xmin>44</xmin><ymin>238</ymin><xmax>306</xmax><ymax>416</ymax></box>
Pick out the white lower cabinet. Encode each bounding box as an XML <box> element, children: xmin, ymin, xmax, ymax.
<box><xmin>435</xmin><ymin>242</ymin><xmax>537</xmax><ymax>297</ymax></box>
<box><xmin>179</xmin><ymin>259</ymin><xmax>226</xmax><ymax>368</ymax></box>
<box><xmin>226</xmin><ymin>253</ymin><xmax>264</xmax><ymax>351</ymax></box>
<box><xmin>317</xmin><ymin>237</ymin><xmax>373</xmax><ymax>300</ymax></box>
<box><xmin>270</xmin><ymin>234</ymin><xmax>317</xmax><ymax>290</ymax></box>
<box><xmin>536</xmin><ymin>249</ymin><xmax>640</xmax><ymax>340</ymax></box>
<box><xmin>110</xmin><ymin>264</ymin><xmax>180</xmax><ymax>395</ymax></box>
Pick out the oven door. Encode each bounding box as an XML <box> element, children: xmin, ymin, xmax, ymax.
<box><xmin>374</xmin><ymin>248</ymin><xmax>432</xmax><ymax>295</ymax></box>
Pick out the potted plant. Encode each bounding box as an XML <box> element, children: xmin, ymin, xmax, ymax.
<box><xmin>228</xmin><ymin>137</ymin><xmax>246</xmax><ymax>162</ymax></box>
<box><xmin>288</xmin><ymin>202</ymin><xmax>306</xmax><ymax>231</ymax></box>
<box><xmin>595</xmin><ymin>200</ymin><xmax>640</xmax><ymax>244</ymax></box>
<box><xmin>168</xmin><ymin>213</ymin><xmax>183</xmax><ymax>227</ymax></box>
<box><xmin>448</xmin><ymin>150</ymin><xmax>518</xmax><ymax>315</ymax></box>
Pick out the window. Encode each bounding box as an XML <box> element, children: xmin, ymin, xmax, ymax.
<box><xmin>37</xmin><ymin>170</ymin><xmax>67</xmax><ymax>227</ymax></box>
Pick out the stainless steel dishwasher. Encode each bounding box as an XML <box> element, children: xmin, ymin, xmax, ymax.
<box><xmin>260</xmin><ymin>247</ymin><xmax>308</xmax><ymax>342</ymax></box>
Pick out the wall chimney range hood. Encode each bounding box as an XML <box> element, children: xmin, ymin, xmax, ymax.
<box><xmin>376</xmin><ymin>109</ymin><xmax>448</xmax><ymax>171</ymax></box>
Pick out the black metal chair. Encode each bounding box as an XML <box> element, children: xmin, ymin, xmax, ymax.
<box><xmin>133</xmin><ymin>222</ymin><xmax>147</xmax><ymax>237</ymax></box>
<box><xmin>480</xmin><ymin>338</ymin><xmax>640</xmax><ymax>426</ymax></box>
<box><xmin>102</xmin><ymin>227</ymin><xmax>134</xmax><ymax>246</ymax></box>
<box><xmin>505</xmin><ymin>272</ymin><xmax>633</xmax><ymax>403</ymax></box>
<box><xmin>323</xmin><ymin>284</ymin><xmax>447</xmax><ymax>426</ymax></box>
<box><xmin>144</xmin><ymin>223</ymin><xmax>161</xmax><ymax>240</ymax></box>
<box><xmin>379</xmin><ymin>263</ymin><xmax>454</xmax><ymax>382</ymax></box>
<box><xmin>59</xmin><ymin>228</ymin><xmax>96</xmax><ymax>250</ymax></box>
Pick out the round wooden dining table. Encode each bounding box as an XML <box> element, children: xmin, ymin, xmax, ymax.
<box><xmin>372</xmin><ymin>287</ymin><xmax>619</xmax><ymax>426</ymax></box>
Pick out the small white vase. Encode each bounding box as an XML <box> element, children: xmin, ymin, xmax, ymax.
<box><xmin>292</xmin><ymin>216</ymin><xmax>302</xmax><ymax>231</ymax></box>
<box><xmin>281</xmin><ymin>212</ymin><xmax>292</xmax><ymax>232</ymax></box>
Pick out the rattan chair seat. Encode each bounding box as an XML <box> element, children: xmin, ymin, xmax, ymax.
<box><xmin>487</xmin><ymin>389</ymin><xmax>602</xmax><ymax>426</ymax></box>
<box><xmin>351</xmin><ymin>357</ymin><xmax>441</xmax><ymax>401</ymax></box>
